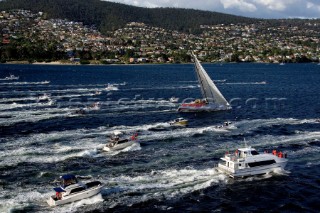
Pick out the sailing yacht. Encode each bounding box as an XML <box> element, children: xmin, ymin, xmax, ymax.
<box><xmin>178</xmin><ymin>53</ymin><xmax>231</xmax><ymax>112</ymax></box>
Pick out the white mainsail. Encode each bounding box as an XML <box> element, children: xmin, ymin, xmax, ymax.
<box><xmin>192</xmin><ymin>53</ymin><xmax>230</xmax><ymax>106</ymax></box>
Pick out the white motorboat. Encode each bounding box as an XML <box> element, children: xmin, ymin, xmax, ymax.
<box><xmin>103</xmin><ymin>131</ymin><xmax>138</xmax><ymax>152</ymax></box>
<box><xmin>169</xmin><ymin>97</ymin><xmax>179</xmax><ymax>103</ymax></box>
<box><xmin>85</xmin><ymin>102</ymin><xmax>101</xmax><ymax>111</ymax></box>
<box><xmin>105</xmin><ymin>83</ymin><xmax>118</xmax><ymax>91</ymax></box>
<box><xmin>38</xmin><ymin>94</ymin><xmax>50</xmax><ymax>100</ymax></box>
<box><xmin>169</xmin><ymin>117</ymin><xmax>188</xmax><ymax>127</ymax></box>
<box><xmin>178</xmin><ymin>53</ymin><xmax>231</xmax><ymax>112</ymax></box>
<box><xmin>4</xmin><ymin>74</ymin><xmax>19</xmax><ymax>80</ymax></box>
<box><xmin>214</xmin><ymin>121</ymin><xmax>236</xmax><ymax>130</ymax></box>
<box><xmin>94</xmin><ymin>90</ymin><xmax>102</xmax><ymax>95</ymax></box>
<box><xmin>218</xmin><ymin>146</ymin><xmax>288</xmax><ymax>178</ymax></box>
<box><xmin>47</xmin><ymin>174</ymin><xmax>103</xmax><ymax>206</ymax></box>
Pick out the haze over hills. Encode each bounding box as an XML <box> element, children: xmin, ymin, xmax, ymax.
<box><xmin>0</xmin><ymin>0</ymin><xmax>260</xmax><ymax>34</ymax></box>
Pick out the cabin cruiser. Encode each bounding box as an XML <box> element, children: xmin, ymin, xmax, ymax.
<box><xmin>105</xmin><ymin>83</ymin><xmax>118</xmax><ymax>91</ymax></box>
<box><xmin>47</xmin><ymin>174</ymin><xmax>103</xmax><ymax>206</ymax></box>
<box><xmin>218</xmin><ymin>147</ymin><xmax>288</xmax><ymax>178</ymax></box>
<box><xmin>169</xmin><ymin>117</ymin><xmax>188</xmax><ymax>127</ymax></box>
<box><xmin>4</xmin><ymin>74</ymin><xmax>19</xmax><ymax>80</ymax></box>
<box><xmin>103</xmin><ymin>131</ymin><xmax>138</xmax><ymax>152</ymax></box>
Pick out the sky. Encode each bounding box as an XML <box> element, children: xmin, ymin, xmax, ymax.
<box><xmin>102</xmin><ymin>0</ymin><xmax>320</xmax><ymax>19</ymax></box>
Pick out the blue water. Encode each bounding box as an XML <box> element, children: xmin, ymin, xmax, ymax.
<box><xmin>0</xmin><ymin>63</ymin><xmax>320</xmax><ymax>212</ymax></box>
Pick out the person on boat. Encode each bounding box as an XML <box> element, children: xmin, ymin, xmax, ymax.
<box><xmin>224</xmin><ymin>121</ymin><xmax>232</xmax><ymax>126</ymax></box>
<box><xmin>202</xmin><ymin>99</ymin><xmax>208</xmax><ymax>104</ymax></box>
<box><xmin>130</xmin><ymin>133</ymin><xmax>138</xmax><ymax>140</ymax></box>
<box><xmin>235</xmin><ymin>149</ymin><xmax>239</xmax><ymax>157</ymax></box>
<box><xmin>56</xmin><ymin>192</ymin><xmax>62</xmax><ymax>200</ymax></box>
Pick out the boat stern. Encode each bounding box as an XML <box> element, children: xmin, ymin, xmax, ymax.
<box><xmin>46</xmin><ymin>196</ymin><xmax>57</xmax><ymax>207</ymax></box>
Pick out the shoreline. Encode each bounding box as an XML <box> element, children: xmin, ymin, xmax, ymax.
<box><xmin>1</xmin><ymin>61</ymin><xmax>319</xmax><ymax>66</ymax></box>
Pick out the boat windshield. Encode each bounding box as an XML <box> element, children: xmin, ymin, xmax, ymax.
<box><xmin>251</xmin><ymin>150</ymin><xmax>259</xmax><ymax>155</ymax></box>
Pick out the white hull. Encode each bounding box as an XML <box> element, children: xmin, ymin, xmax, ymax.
<box><xmin>47</xmin><ymin>184</ymin><xmax>103</xmax><ymax>206</ymax></box>
<box><xmin>103</xmin><ymin>141</ymin><xmax>136</xmax><ymax>152</ymax></box>
<box><xmin>218</xmin><ymin>161</ymin><xmax>287</xmax><ymax>178</ymax></box>
<box><xmin>170</xmin><ymin>123</ymin><xmax>187</xmax><ymax>127</ymax></box>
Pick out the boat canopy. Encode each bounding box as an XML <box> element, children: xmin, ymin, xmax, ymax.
<box><xmin>53</xmin><ymin>187</ymin><xmax>66</xmax><ymax>192</ymax></box>
<box><xmin>61</xmin><ymin>174</ymin><xmax>76</xmax><ymax>180</ymax></box>
<box><xmin>60</xmin><ymin>174</ymin><xmax>78</xmax><ymax>187</ymax></box>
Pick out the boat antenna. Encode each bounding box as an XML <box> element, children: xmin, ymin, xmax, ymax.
<box><xmin>244</xmin><ymin>138</ymin><xmax>247</xmax><ymax>148</ymax></box>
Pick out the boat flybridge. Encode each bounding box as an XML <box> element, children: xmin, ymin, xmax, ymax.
<box><xmin>169</xmin><ymin>117</ymin><xmax>188</xmax><ymax>127</ymax></box>
<box><xmin>218</xmin><ymin>147</ymin><xmax>288</xmax><ymax>178</ymax></box>
<box><xmin>47</xmin><ymin>174</ymin><xmax>103</xmax><ymax>206</ymax></box>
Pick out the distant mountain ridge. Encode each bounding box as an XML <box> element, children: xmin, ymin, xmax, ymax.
<box><xmin>0</xmin><ymin>0</ymin><xmax>260</xmax><ymax>34</ymax></box>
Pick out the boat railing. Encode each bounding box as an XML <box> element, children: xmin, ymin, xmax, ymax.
<box><xmin>224</xmin><ymin>153</ymin><xmax>241</xmax><ymax>161</ymax></box>
<box><xmin>265</xmin><ymin>150</ymin><xmax>287</xmax><ymax>158</ymax></box>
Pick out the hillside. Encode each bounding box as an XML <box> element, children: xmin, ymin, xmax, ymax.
<box><xmin>0</xmin><ymin>0</ymin><xmax>260</xmax><ymax>34</ymax></box>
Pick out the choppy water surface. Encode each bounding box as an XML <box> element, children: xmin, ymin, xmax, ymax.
<box><xmin>0</xmin><ymin>63</ymin><xmax>320</xmax><ymax>212</ymax></box>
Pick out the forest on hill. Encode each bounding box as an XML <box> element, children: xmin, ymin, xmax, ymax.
<box><xmin>0</xmin><ymin>0</ymin><xmax>260</xmax><ymax>34</ymax></box>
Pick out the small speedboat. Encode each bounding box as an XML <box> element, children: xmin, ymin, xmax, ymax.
<box><xmin>47</xmin><ymin>174</ymin><xmax>103</xmax><ymax>206</ymax></box>
<box><xmin>94</xmin><ymin>90</ymin><xmax>102</xmax><ymax>95</ymax></box>
<box><xmin>214</xmin><ymin>121</ymin><xmax>236</xmax><ymax>130</ymax></box>
<box><xmin>218</xmin><ymin>146</ymin><xmax>288</xmax><ymax>178</ymax></box>
<box><xmin>103</xmin><ymin>131</ymin><xmax>138</xmax><ymax>152</ymax></box>
<box><xmin>169</xmin><ymin>117</ymin><xmax>188</xmax><ymax>127</ymax></box>
<box><xmin>4</xmin><ymin>74</ymin><xmax>19</xmax><ymax>80</ymax></box>
<box><xmin>38</xmin><ymin>94</ymin><xmax>50</xmax><ymax>100</ymax></box>
<box><xmin>169</xmin><ymin>97</ymin><xmax>179</xmax><ymax>103</ymax></box>
<box><xmin>105</xmin><ymin>83</ymin><xmax>118</xmax><ymax>91</ymax></box>
<box><xmin>85</xmin><ymin>102</ymin><xmax>100</xmax><ymax>111</ymax></box>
